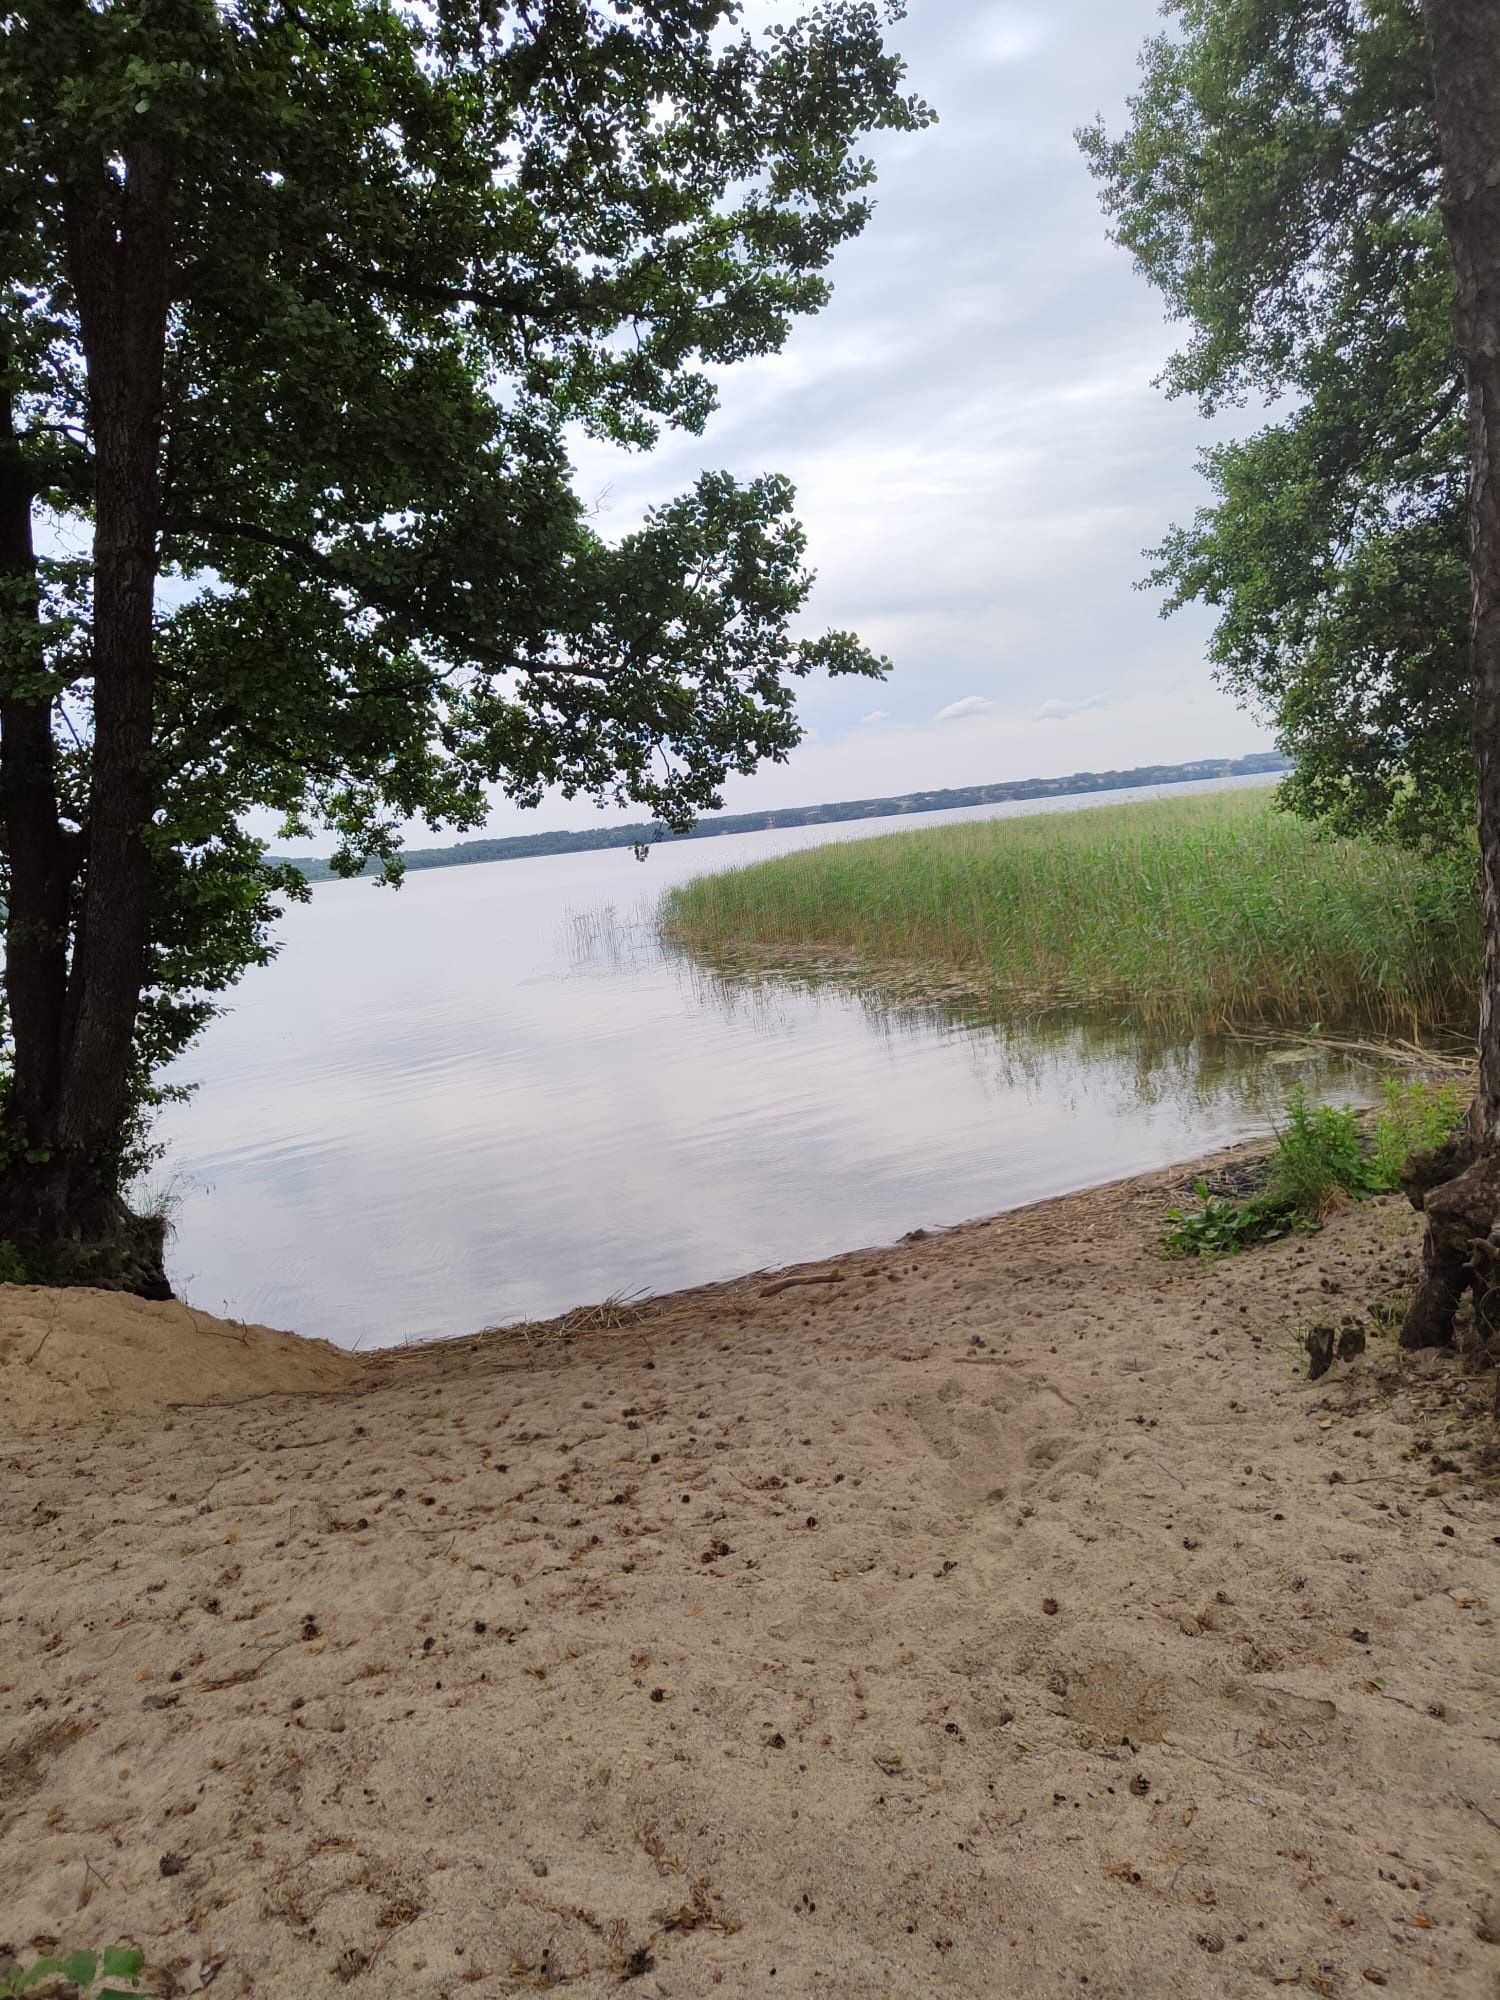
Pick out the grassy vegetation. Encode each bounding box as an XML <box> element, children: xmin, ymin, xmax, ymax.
<box><xmin>659</xmin><ymin>790</ymin><xmax>1479</xmax><ymax>1033</ymax></box>
<box><xmin>1164</xmin><ymin>1077</ymin><xmax>1468</xmax><ymax>1256</ymax></box>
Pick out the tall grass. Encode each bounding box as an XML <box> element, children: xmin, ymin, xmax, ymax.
<box><xmin>658</xmin><ymin>791</ymin><xmax>1479</xmax><ymax>1033</ymax></box>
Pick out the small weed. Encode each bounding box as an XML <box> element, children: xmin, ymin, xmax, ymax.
<box><xmin>1166</xmin><ymin>1079</ymin><xmax>1466</xmax><ymax>1258</ymax></box>
<box><xmin>1366</xmin><ymin>1292</ymin><xmax>1412</xmax><ymax>1340</ymax></box>
<box><xmin>0</xmin><ymin>1946</ymin><xmax>144</xmax><ymax>1997</ymax></box>
<box><xmin>1366</xmin><ymin>1076</ymin><xmax>1468</xmax><ymax>1192</ymax></box>
<box><xmin>1271</xmin><ymin>1091</ymin><xmax>1365</xmax><ymax>1216</ymax></box>
<box><xmin>0</xmin><ymin>1238</ymin><xmax>28</xmax><ymax>1285</ymax></box>
<box><xmin>1163</xmin><ymin>1182</ymin><xmax>1297</xmax><ymax>1256</ymax></box>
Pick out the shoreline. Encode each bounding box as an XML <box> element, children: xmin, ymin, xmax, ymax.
<box><xmin>9</xmin><ymin>1133</ymin><xmax>1287</xmax><ymax>1419</ymax></box>
<box><xmin>3</xmin><ymin>1140</ymin><xmax>1499</xmax><ymax>1996</ymax></box>
<box><xmin>0</xmin><ymin>1134</ymin><xmax>1286</xmax><ymax>1424</ymax></box>
<box><xmin>276</xmin><ymin>757</ymin><xmax>1291</xmax><ymax>883</ymax></box>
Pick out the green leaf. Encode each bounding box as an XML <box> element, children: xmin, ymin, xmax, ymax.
<box><xmin>1082</xmin><ymin>0</ymin><xmax>1471</xmax><ymax>851</ymax></box>
<box><xmin>13</xmin><ymin>1963</ymin><xmax>66</xmax><ymax>1994</ymax></box>
<box><xmin>61</xmin><ymin>1953</ymin><xmax>98</xmax><ymax>1989</ymax></box>
<box><xmin>0</xmin><ymin>0</ymin><xmax>928</xmax><ymax>1198</ymax></box>
<box><xmin>101</xmin><ymin>1948</ymin><xmax>145</xmax><ymax>1982</ymax></box>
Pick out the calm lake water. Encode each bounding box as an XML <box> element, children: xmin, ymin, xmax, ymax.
<box><xmin>152</xmin><ymin>774</ymin><xmax>1366</xmax><ymax>1347</ymax></box>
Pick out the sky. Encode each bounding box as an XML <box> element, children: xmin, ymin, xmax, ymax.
<box><xmin>431</xmin><ymin>0</ymin><xmax>1270</xmax><ymax>840</ymax></box>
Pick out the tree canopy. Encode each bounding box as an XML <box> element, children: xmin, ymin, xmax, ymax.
<box><xmin>1080</xmin><ymin>0</ymin><xmax>1469</xmax><ymax>848</ymax></box>
<box><xmin>0</xmin><ymin>0</ymin><xmax>928</xmax><ymax>1270</ymax></box>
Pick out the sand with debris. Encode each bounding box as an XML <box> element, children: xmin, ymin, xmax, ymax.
<box><xmin>3</xmin><ymin>1150</ymin><xmax>1499</xmax><ymax>1998</ymax></box>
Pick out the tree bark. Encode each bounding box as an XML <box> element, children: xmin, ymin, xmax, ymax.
<box><xmin>54</xmin><ymin>144</ymin><xmax>174</xmax><ymax>1199</ymax></box>
<box><xmin>0</xmin><ymin>144</ymin><xmax>175</xmax><ymax>1292</ymax></box>
<box><xmin>1404</xmin><ymin>1</ymin><xmax>1500</xmax><ymax>1356</ymax></box>
<box><xmin>0</xmin><ymin>387</ymin><xmax>72</xmax><ymax>1149</ymax></box>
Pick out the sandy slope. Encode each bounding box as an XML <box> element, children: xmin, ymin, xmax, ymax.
<box><xmin>2</xmin><ymin>1151</ymin><xmax>1498</xmax><ymax>1999</ymax></box>
<box><xmin>0</xmin><ymin>1286</ymin><xmax>357</xmax><ymax>1429</ymax></box>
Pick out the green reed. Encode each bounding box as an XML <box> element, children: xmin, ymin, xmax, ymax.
<box><xmin>658</xmin><ymin>790</ymin><xmax>1480</xmax><ymax>1033</ymax></box>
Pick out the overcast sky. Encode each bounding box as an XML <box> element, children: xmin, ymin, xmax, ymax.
<box><xmin>488</xmin><ymin>1</ymin><xmax>1267</xmax><ymax>836</ymax></box>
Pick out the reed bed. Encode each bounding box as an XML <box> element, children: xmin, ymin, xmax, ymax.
<box><xmin>658</xmin><ymin>791</ymin><xmax>1480</xmax><ymax>1033</ymax></box>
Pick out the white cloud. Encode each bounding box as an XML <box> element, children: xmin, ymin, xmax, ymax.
<box><xmin>305</xmin><ymin>0</ymin><xmax>1279</xmax><ymax>853</ymax></box>
<box><xmin>703</xmin><ymin>684</ymin><xmax>1266</xmax><ymax>816</ymax></box>
<box><xmin>1033</xmin><ymin>695</ymin><xmax>1109</xmax><ymax>721</ymax></box>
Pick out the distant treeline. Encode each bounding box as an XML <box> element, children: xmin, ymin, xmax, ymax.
<box><xmin>277</xmin><ymin>752</ymin><xmax>1293</xmax><ymax>883</ymax></box>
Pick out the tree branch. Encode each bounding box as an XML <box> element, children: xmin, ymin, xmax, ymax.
<box><xmin>161</xmin><ymin>510</ymin><xmax>615</xmax><ymax>683</ymax></box>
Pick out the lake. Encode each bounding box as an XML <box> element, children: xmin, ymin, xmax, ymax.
<box><xmin>153</xmin><ymin>774</ymin><xmax>1366</xmax><ymax>1347</ymax></box>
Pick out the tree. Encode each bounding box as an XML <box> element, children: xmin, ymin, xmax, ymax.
<box><xmin>1089</xmin><ymin>0</ymin><xmax>1500</xmax><ymax>1366</ymax></box>
<box><xmin>1397</xmin><ymin>0</ymin><xmax>1500</xmax><ymax>1357</ymax></box>
<box><xmin>1080</xmin><ymin>0</ymin><xmax>1472</xmax><ymax>851</ymax></box>
<box><xmin>0</xmin><ymin>0</ymin><xmax>929</xmax><ymax>1292</ymax></box>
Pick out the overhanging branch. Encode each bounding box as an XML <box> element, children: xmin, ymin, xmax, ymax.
<box><xmin>162</xmin><ymin>510</ymin><xmax>615</xmax><ymax>683</ymax></box>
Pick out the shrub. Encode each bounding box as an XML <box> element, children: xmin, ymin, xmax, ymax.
<box><xmin>1269</xmin><ymin>1091</ymin><xmax>1367</xmax><ymax>1217</ymax></box>
<box><xmin>1164</xmin><ymin>1079</ymin><xmax>1466</xmax><ymax>1257</ymax></box>
<box><xmin>1366</xmin><ymin>1076</ymin><xmax>1468</xmax><ymax>1192</ymax></box>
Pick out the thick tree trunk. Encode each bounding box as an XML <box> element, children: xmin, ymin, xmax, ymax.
<box><xmin>57</xmin><ymin>146</ymin><xmax>174</xmax><ymax>1181</ymax></box>
<box><xmin>1403</xmin><ymin>1</ymin><xmax>1500</xmax><ymax>1361</ymax></box>
<box><xmin>0</xmin><ymin>388</ymin><xmax>72</xmax><ymax>1149</ymax></box>
<box><xmin>0</xmin><ymin>146</ymin><xmax>175</xmax><ymax>1293</ymax></box>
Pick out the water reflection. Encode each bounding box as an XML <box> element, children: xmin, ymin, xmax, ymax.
<box><xmin>659</xmin><ymin>945</ymin><xmax>1371</xmax><ymax>1121</ymax></box>
<box><xmin>151</xmin><ymin>775</ymin><xmax>1367</xmax><ymax>1348</ymax></box>
<box><xmin>580</xmin><ymin>890</ymin><xmax>1370</xmax><ymax>1120</ymax></box>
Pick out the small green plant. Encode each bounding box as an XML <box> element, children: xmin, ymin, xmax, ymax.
<box><xmin>0</xmin><ymin>1948</ymin><xmax>144</xmax><ymax>1998</ymax></box>
<box><xmin>1164</xmin><ymin>1182</ymin><xmax>1296</xmax><ymax>1255</ymax></box>
<box><xmin>1165</xmin><ymin>1078</ymin><xmax>1468</xmax><ymax>1257</ymax></box>
<box><xmin>0</xmin><ymin>1237</ymin><xmax>29</xmax><ymax>1285</ymax></box>
<box><xmin>1269</xmin><ymin>1089</ymin><xmax>1367</xmax><ymax>1217</ymax></box>
<box><xmin>1366</xmin><ymin>1076</ymin><xmax>1467</xmax><ymax>1191</ymax></box>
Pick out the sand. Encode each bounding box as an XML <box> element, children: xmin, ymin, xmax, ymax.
<box><xmin>2</xmin><ymin>1148</ymin><xmax>1498</xmax><ymax>1998</ymax></box>
<box><xmin>0</xmin><ymin>1287</ymin><xmax>358</xmax><ymax>1430</ymax></box>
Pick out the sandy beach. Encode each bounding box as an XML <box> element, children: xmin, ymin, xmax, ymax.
<box><xmin>3</xmin><ymin>1147</ymin><xmax>1499</xmax><ymax>1998</ymax></box>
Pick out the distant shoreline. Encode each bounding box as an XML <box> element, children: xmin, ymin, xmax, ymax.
<box><xmin>275</xmin><ymin>751</ymin><xmax>1291</xmax><ymax>883</ymax></box>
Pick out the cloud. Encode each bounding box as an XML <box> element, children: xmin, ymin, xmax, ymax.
<box><xmin>861</xmin><ymin>709</ymin><xmax>891</xmax><ymax>724</ymax></box>
<box><xmin>325</xmin><ymin>0</ymin><xmax>1277</xmax><ymax>849</ymax></box>
<box><xmin>702</xmin><ymin>685</ymin><xmax>1267</xmax><ymax>819</ymax></box>
<box><xmin>1033</xmin><ymin>695</ymin><xmax>1109</xmax><ymax>721</ymax></box>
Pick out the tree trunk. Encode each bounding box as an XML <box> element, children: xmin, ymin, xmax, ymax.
<box><xmin>58</xmin><ymin>146</ymin><xmax>174</xmax><ymax>1177</ymax></box>
<box><xmin>1403</xmin><ymin>0</ymin><xmax>1500</xmax><ymax>1362</ymax></box>
<box><xmin>0</xmin><ymin>387</ymin><xmax>71</xmax><ymax>1151</ymax></box>
<box><xmin>0</xmin><ymin>145</ymin><xmax>175</xmax><ymax>1294</ymax></box>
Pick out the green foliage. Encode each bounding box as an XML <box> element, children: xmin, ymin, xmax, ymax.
<box><xmin>1163</xmin><ymin>1182</ymin><xmax>1294</xmax><ymax>1255</ymax></box>
<box><xmin>1</xmin><ymin>0</ymin><xmax>930</xmax><ymax>1156</ymax></box>
<box><xmin>0</xmin><ymin>1236</ymin><xmax>30</xmax><ymax>1284</ymax></box>
<box><xmin>660</xmin><ymin>789</ymin><xmax>1480</xmax><ymax>1033</ymax></box>
<box><xmin>1270</xmin><ymin>1090</ymin><xmax>1367</xmax><ymax>1216</ymax></box>
<box><xmin>1165</xmin><ymin>1077</ymin><xmax>1466</xmax><ymax>1256</ymax></box>
<box><xmin>0</xmin><ymin>1945</ymin><xmax>144</xmax><ymax>1998</ymax></box>
<box><xmin>1080</xmin><ymin>0</ymin><xmax>1471</xmax><ymax>849</ymax></box>
<box><xmin>1366</xmin><ymin>1074</ymin><xmax>1469</xmax><ymax>1190</ymax></box>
